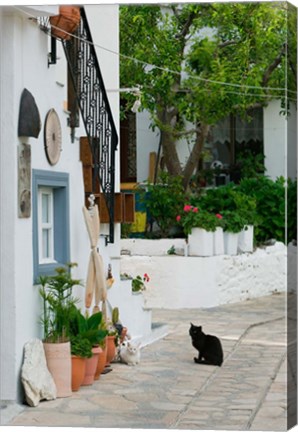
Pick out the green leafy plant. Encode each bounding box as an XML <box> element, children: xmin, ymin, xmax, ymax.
<box><xmin>176</xmin><ymin>204</ymin><xmax>221</xmax><ymax>235</ymax></box>
<box><xmin>69</xmin><ymin>309</ymin><xmax>108</xmax><ymax>348</ymax></box>
<box><xmin>238</xmin><ymin>176</ymin><xmax>286</xmax><ymax>243</ymax></box>
<box><xmin>132</xmin><ymin>273</ymin><xmax>150</xmax><ymax>293</ymax></box>
<box><xmin>221</xmin><ymin>210</ymin><xmax>246</xmax><ymax>234</ymax></box>
<box><xmin>70</xmin><ymin>335</ymin><xmax>93</xmax><ymax>358</ymax></box>
<box><xmin>38</xmin><ymin>263</ymin><xmax>81</xmax><ymax>343</ymax></box>
<box><xmin>140</xmin><ymin>172</ymin><xmax>186</xmax><ymax>237</ymax></box>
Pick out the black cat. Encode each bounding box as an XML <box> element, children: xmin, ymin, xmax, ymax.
<box><xmin>189</xmin><ymin>323</ymin><xmax>223</xmax><ymax>366</ymax></box>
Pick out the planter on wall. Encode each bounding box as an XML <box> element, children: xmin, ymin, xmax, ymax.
<box><xmin>188</xmin><ymin>228</ymin><xmax>214</xmax><ymax>256</ymax></box>
<box><xmin>50</xmin><ymin>6</ymin><xmax>81</xmax><ymax>41</ymax></box>
<box><xmin>238</xmin><ymin>225</ymin><xmax>254</xmax><ymax>253</ymax></box>
<box><xmin>71</xmin><ymin>356</ymin><xmax>86</xmax><ymax>392</ymax></box>
<box><xmin>224</xmin><ymin>232</ymin><xmax>239</xmax><ymax>255</ymax></box>
<box><xmin>43</xmin><ymin>341</ymin><xmax>72</xmax><ymax>397</ymax></box>
<box><xmin>213</xmin><ymin>227</ymin><xmax>224</xmax><ymax>255</ymax></box>
<box><xmin>82</xmin><ymin>346</ymin><xmax>101</xmax><ymax>386</ymax></box>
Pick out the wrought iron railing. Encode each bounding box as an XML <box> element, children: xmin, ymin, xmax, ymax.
<box><xmin>61</xmin><ymin>7</ymin><xmax>118</xmax><ymax>244</ymax></box>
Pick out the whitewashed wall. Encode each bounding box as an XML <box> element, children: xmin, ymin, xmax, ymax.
<box><xmin>0</xmin><ymin>5</ymin><xmax>120</xmax><ymax>403</ymax></box>
<box><xmin>120</xmin><ymin>240</ymin><xmax>288</xmax><ymax>309</ymax></box>
<box><xmin>263</xmin><ymin>99</ymin><xmax>297</xmax><ymax>180</ymax></box>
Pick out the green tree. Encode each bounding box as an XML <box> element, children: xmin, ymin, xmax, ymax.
<box><xmin>120</xmin><ymin>3</ymin><xmax>296</xmax><ymax>190</ymax></box>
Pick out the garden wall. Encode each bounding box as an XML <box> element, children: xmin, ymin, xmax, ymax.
<box><xmin>120</xmin><ymin>239</ymin><xmax>293</xmax><ymax>309</ymax></box>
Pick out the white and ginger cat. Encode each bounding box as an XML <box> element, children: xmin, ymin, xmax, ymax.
<box><xmin>119</xmin><ymin>340</ymin><xmax>141</xmax><ymax>366</ymax></box>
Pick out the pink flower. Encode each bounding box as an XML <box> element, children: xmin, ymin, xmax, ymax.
<box><xmin>143</xmin><ymin>273</ymin><xmax>150</xmax><ymax>282</ymax></box>
<box><xmin>216</xmin><ymin>213</ymin><xmax>223</xmax><ymax>219</ymax></box>
<box><xmin>176</xmin><ymin>215</ymin><xmax>181</xmax><ymax>222</ymax></box>
<box><xmin>193</xmin><ymin>207</ymin><xmax>198</xmax><ymax>213</ymax></box>
<box><xmin>184</xmin><ymin>204</ymin><xmax>192</xmax><ymax>212</ymax></box>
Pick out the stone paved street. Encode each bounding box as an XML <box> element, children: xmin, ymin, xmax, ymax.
<box><xmin>5</xmin><ymin>292</ymin><xmax>295</xmax><ymax>430</ymax></box>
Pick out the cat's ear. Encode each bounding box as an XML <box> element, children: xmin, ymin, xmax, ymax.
<box><xmin>190</xmin><ymin>322</ymin><xmax>194</xmax><ymax>326</ymax></box>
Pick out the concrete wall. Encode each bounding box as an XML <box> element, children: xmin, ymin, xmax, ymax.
<box><xmin>120</xmin><ymin>240</ymin><xmax>288</xmax><ymax>309</ymax></box>
<box><xmin>0</xmin><ymin>5</ymin><xmax>120</xmax><ymax>403</ymax></box>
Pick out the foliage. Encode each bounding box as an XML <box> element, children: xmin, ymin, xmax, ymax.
<box><xmin>220</xmin><ymin>210</ymin><xmax>246</xmax><ymax>234</ymax></box>
<box><xmin>176</xmin><ymin>204</ymin><xmax>222</xmax><ymax>235</ymax></box>
<box><xmin>120</xmin><ymin>3</ymin><xmax>295</xmax><ymax>189</ymax></box>
<box><xmin>196</xmin><ymin>184</ymin><xmax>258</xmax><ymax>228</ymax></box>
<box><xmin>38</xmin><ymin>263</ymin><xmax>81</xmax><ymax>343</ymax></box>
<box><xmin>140</xmin><ymin>172</ymin><xmax>186</xmax><ymax>236</ymax></box>
<box><xmin>69</xmin><ymin>309</ymin><xmax>108</xmax><ymax>348</ymax></box>
<box><xmin>70</xmin><ymin>335</ymin><xmax>93</xmax><ymax>358</ymax></box>
<box><xmin>132</xmin><ymin>273</ymin><xmax>150</xmax><ymax>293</ymax></box>
<box><xmin>238</xmin><ymin>176</ymin><xmax>286</xmax><ymax>243</ymax></box>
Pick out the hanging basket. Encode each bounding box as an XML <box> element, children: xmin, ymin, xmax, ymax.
<box><xmin>50</xmin><ymin>6</ymin><xmax>80</xmax><ymax>41</ymax></box>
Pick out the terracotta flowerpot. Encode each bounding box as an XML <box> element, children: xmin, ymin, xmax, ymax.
<box><xmin>94</xmin><ymin>345</ymin><xmax>107</xmax><ymax>380</ymax></box>
<box><xmin>106</xmin><ymin>335</ymin><xmax>116</xmax><ymax>365</ymax></box>
<box><xmin>71</xmin><ymin>356</ymin><xmax>86</xmax><ymax>392</ymax></box>
<box><xmin>43</xmin><ymin>341</ymin><xmax>72</xmax><ymax>398</ymax></box>
<box><xmin>50</xmin><ymin>6</ymin><xmax>80</xmax><ymax>41</ymax></box>
<box><xmin>82</xmin><ymin>346</ymin><xmax>101</xmax><ymax>386</ymax></box>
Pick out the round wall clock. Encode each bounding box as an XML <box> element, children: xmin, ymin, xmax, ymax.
<box><xmin>44</xmin><ymin>109</ymin><xmax>62</xmax><ymax>165</ymax></box>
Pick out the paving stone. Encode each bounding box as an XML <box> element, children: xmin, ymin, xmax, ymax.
<box><xmin>5</xmin><ymin>293</ymin><xmax>290</xmax><ymax>431</ymax></box>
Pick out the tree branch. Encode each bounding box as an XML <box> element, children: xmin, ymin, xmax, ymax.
<box><xmin>262</xmin><ymin>43</ymin><xmax>287</xmax><ymax>87</ymax></box>
<box><xmin>219</xmin><ymin>40</ymin><xmax>238</xmax><ymax>49</ymax></box>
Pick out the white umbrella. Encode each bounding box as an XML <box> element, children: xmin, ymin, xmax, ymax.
<box><xmin>82</xmin><ymin>197</ymin><xmax>107</xmax><ymax>318</ymax></box>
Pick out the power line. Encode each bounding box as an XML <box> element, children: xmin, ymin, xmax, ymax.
<box><xmin>15</xmin><ymin>5</ymin><xmax>297</xmax><ymax>100</ymax></box>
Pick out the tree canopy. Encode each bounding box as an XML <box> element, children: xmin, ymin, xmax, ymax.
<box><xmin>120</xmin><ymin>2</ymin><xmax>297</xmax><ymax>189</ymax></box>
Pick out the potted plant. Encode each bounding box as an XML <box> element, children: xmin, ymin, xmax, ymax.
<box><xmin>176</xmin><ymin>205</ymin><xmax>218</xmax><ymax>256</ymax></box>
<box><xmin>50</xmin><ymin>6</ymin><xmax>81</xmax><ymax>41</ymax></box>
<box><xmin>70</xmin><ymin>335</ymin><xmax>92</xmax><ymax>391</ymax></box>
<box><xmin>221</xmin><ymin>210</ymin><xmax>245</xmax><ymax>255</ymax></box>
<box><xmin>131</xmin><ymin>274</ymin><xmax>150</xmax><ymax>294</ymax></box>
<box><xmin>69</xmin><ymin>309</ymin><xmax>107</xmax><ymax>386</ymax></box>
<box><xmin>38</xmin><ymin>263</ymin><xmax>81</xmax><ymax>397</ymax></box>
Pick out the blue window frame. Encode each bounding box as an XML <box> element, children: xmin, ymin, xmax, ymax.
<box><xmin>32</xmin><ymin>170</ymin><xmax>70</xmax><ymax>283</ymax></box>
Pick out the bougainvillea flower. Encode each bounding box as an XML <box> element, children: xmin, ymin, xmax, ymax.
<box><xmin>176</xmin><ymin>215</ymin><xmax>181</xmax><ymax>222</ymax></box>
<box><xmin>216</xmin><ymin>213</ymin><xmax>223</xmax><ymax>219</ymax></box>
<box><xmin>183</xmin><ymin>204</ymin><xmax>192</xmax><ymax>212</ymax></box>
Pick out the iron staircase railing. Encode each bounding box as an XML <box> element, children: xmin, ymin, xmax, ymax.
<box><xmin>62</xmin><ymin>7</ymin><xmax>118</xmax><ymax>244</ymax></box>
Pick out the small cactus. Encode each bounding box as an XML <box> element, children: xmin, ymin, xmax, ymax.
<box><xmin>112</xmin><ymin>307</ymin><xmax>119</xmax><ymax>325</ymax></box>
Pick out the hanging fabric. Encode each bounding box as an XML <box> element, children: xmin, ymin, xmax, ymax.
<box><xmin>82</xmin><ymin>195</ymin><xmax>107</xmax><ymax>319</ymax></box>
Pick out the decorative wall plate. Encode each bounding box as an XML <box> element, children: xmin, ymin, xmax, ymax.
<box><xmin>44</xmin><ymin>109</ymin><xmax>62</xmax><ymax>165</ymax></box>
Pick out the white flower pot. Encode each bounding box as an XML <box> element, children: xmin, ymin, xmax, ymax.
<box><xmin>238</xmin><ymin>225</ymin><xmax>254</xmax><ymax>253</ymax></box>
<box><xmin>213</xmin><ymin>227</ymin><xmax>224</xmax><ymax>255</ymax></box>
<box><xmin>224</xmin><ymin>232</ymin><xmax>239</xmax><ymax>255</ymax></box>
<box><xmin>188</xmin><ymin>228</ymin><xmax>214</xmax><ymax>256</ymax></box>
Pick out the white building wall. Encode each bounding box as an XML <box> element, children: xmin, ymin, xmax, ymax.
<box><xmin>0</xmin><ymin>5</ymin><xmax>120</xmax><ymax>403</ymax></box>
<box><xmin>136</xmin><ymin>110</ymin><xmax>159</xmax><ymax>183</ymax></box>
<box><xmin>263</xmin><ymin>99</ymin><xmax>297</xmax><ymax>180</ymax></box>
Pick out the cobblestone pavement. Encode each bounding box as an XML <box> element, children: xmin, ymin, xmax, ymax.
<box><xmin>6</xmin><ymin>292</ymin><xmax>295</xmax><ymax>430</ymax></box>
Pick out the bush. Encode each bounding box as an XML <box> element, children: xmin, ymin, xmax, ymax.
<box><xmin>238</xmin><ymin>177</ymin><xmax>286</xmax><ymax>244</ymax></box>
<box><xmin>140</xmin><ymin>172</ymin><xmax>186</xmax><ymax>237</ymax></box>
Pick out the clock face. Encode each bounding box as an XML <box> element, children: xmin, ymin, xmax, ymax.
<box><xmin>44</xmin><ymin>109</ymin><xmax>62</xmax><ymax>165</ymax></box>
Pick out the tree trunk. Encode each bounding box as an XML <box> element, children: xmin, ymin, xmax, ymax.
<box><xmin>156</xmin><ymin>108</ymin><xmax>182</xmax><ymax>177</ymax></box>
<box><xmin>182</xmin><ymin>123</ymin><xmax>210</xmax><ymax>190</ymax></box>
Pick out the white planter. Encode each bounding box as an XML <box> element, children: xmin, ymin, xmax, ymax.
<box><xmin>224</xmin><ymin>232</ymin><xmax>239</xmax><ymax>255</ymax></box>
<box><xmin>213</xmin><ymin>227</ymin><xmax>224</xmax><ymax>255</ymax></box>
<box><xmin>188</xmin><ymin>228</ymin><xmax>214</xmax><ymax>256</ymax></box>
<box><xmin>238</xmin><ymin>225</ymin><xmax>254</xmax><ymax>253</ymax></box>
